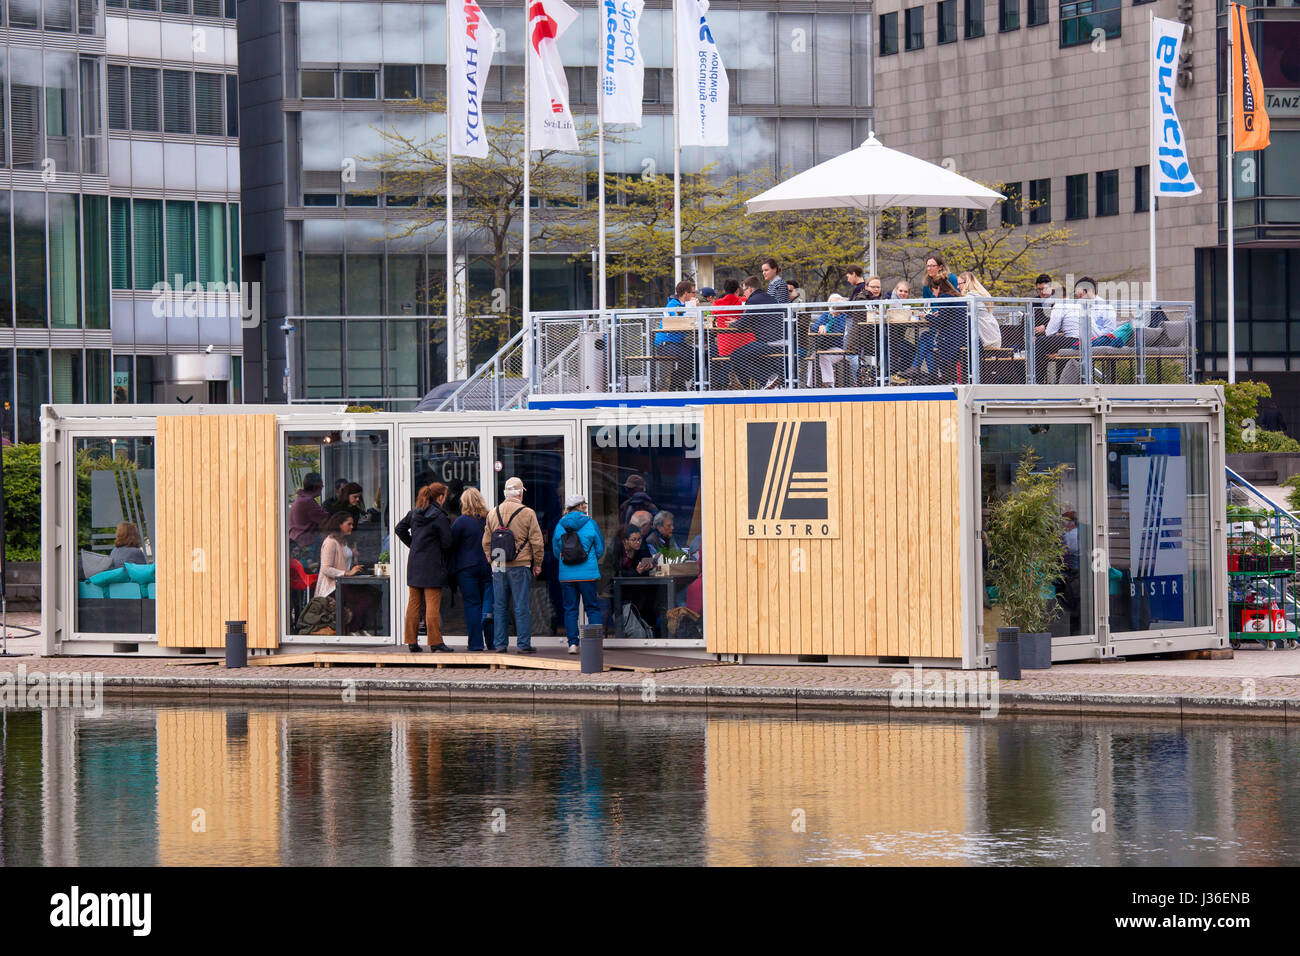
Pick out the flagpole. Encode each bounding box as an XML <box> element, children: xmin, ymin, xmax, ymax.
<box><xmin>523</xmin><ymin>0</ymin><xmax>533</xmax><ymax>386</ymax></box>
<box><xmin>1227</xmin><ymin>4</ymin><xmax>1237</xmax><ymax>385</ymax></box>
<box><xmin>672</xmin><ymin>0</ymin><xmax>682</xmax><ymax>282</ymax></box>
<box><xmin>446</xmin><ymin>1</ymin><xmax>456</xmax><ymax>384</ymax></box>
<box><xmin>1148</xmin><ymin>12</ymin><xmax>1157</xmax><ymax>303</ymax></box>
<box><xmin>597</xmin><ymin>19</ymin><xmax>607</xmax><ymax>312</ymax></box>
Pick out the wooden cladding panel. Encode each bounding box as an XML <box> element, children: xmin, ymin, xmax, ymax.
<box><xmin>156</xmin><ymin>414</ymin><xmax>280</xmax><ymax>649</ymax></box>
<box><xmin>702</xmin><ymin>401</ymin><xmax>962</xmax><ymax>659</ymax></box>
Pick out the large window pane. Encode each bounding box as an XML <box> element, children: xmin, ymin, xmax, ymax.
<box><xmin>194</xmin><ymin>72</ymin><xmax>223</xmax><ymax>135</ymax></box>
<box><xmin>79</xmin><ymin>55</ymin><xmax>103</xmax><ymax>173</ymax></box>
<box><xmin>303</xmin><ymin>319</ymin><xmax>341</xmax><ymax>397</ymax></box>
<box><xmin>10</xmin><ymin>48</ymin><xmax>43</xmax><ymax>170</ymax></box>
<box><xmin>50</xmin><ymin>348</ymin><xmax>81</xmax><ymax>401</ymax></box>
<box><xmin>0</xmin><ymin>193</ymin><xmax>11</xmax><ymax>327</ymax></box>
<box><xmin>345</xmin><ymin>321</ymin><xmax>383</xmax><ymax>392</ymax></box>
<box><xmin>387</xmin><ymin>319</ymin><xmax>420</xmax><ymax>398</ymax></box>
<box><xmin>44</xmin><ymin>0</ymin><xmax>74</xmax><ymax>33</ymax></box>
<box><xmin>86</xmin><ymin>348</ymin><xmax>110</xmax><ymax>402</ymax></box>
<box><xmin>110</xmin><ymin>196</ymin><xmax>130</xmax><ymax>289</ymax></box>
<box><xmin>346</xmin><ymin>253</ymin><xmax>381</xmax><ymax>315</ymax></box>
<box><xmin>15</xmin><ymin>348</ymin><xmax>47</xmax><ymax>442</ymax></box>
<box><xmin>132</xmin><ymin>198</ymin><xmax>162</xmax><ymax>290</ymax></box>
<box><xmin>83</xmin><ymin>195</ymin><xmax>109</xmax><ymax>328</ymax></box>
<box><xmin>285</xmin><ymin>428</ymin><xmax>391</xmax><ymax>637</ymax></box>
<box><xmin>225</xmin><ymin>73</ymin><xmax>238</xmax><ymax>136</ymax></box>
<box><xmin>228</xmin><ymin>203</ymin><xmax>239</xmax><ymax>282</ymax></box>
<box><xmin>13</xmin><ymin>190</ymin><xmax>46</xmax><ymax>327</ymax></box>
<box><xmin>9</xmin><ymin>0</ymin><xmax>39</xmax><ymax>28</ymax></box>
<box><xmin>163</xmin><ymin>70</ymin><xmax>192</xmax><ymax>134</ymax></box>
<box><xmin>587</xmin><ymin>424</ymin><xmax>703</xmax><ymax>640</ymax></box>
<box><xmin>0</xmin><ymin>50</ymin><xmax>7</xmax><ymax>167</ymax></box>
<box><xmin>304</xmin><ymin>254</ymin><xmax>342</xmax><ymax>315</ymax></box>
<box><xmin>74</xmin><ymin>436</ymin><xmax>158</xmax><ymax>635</ymax></box>
<box><xmin>45</xmin><ymin>51</ymin><xmax>78</xmax><ymax>173</ymax></box>
<box><xmin>107</xmin><ymin>65</ymin><xmax>128</xmax><ymax>130</ymax></box>
<box><xmin>0</xmin><ymin>351</ymin><xmax>12</xmax><ymax>443</ymax></box>
<box><xmin>164</xmin><ymin>200</ymin><xmax>195</xmax><ymax>287</ymax></box>
<box><xmin>1107</xmin><ymin>423</ymin><xmax>1211</xmax><ymax>633</ymax></box>
<box><xmin>981</xmin><ymin>423</ymin><xmax>1094</xmax><ymax>643</ymax></box>
<box><xmin>196</xmin><ymin>201</ymin><xmax>226</xmax><ymax>284</ymax></box>
<box><xmin>48</xmin><ymin>192</ymin><xmax>80</xmax><ymax>328</ymax></box>
<box><xmin>129</xmin><ymin>67</ymin><xmax>159</xmax><ymax>132</ymax></box>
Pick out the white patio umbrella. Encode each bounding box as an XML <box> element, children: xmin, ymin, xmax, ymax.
<box><xmin>745</xmin><ymin>132</ymin><xmax>1004</xmax><ymax>278</ymax></box>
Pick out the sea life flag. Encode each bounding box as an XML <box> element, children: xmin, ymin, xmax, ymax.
<box><xmin>601</xmin><ymin>0</ymin><xmax>645</xmax><ymax>127</ymax></box>
<box><xmin>1150</xmin><ymin>17</ymin><xmax>1201</xmax><ymax>197</ymax></box>
<box><xmin>527</xmin><ymin>0</ymin><xmax>580</xmax><ymax>151</ymax></box>
<box><xmin>676</xmin><ymin>0</ymin><xmax>729</xmax><ymax>147</ymax></box>
<box><xmin>449</xmin><ymin>1</ymin><xmax>497</xmax><ymax>158</ymax></box>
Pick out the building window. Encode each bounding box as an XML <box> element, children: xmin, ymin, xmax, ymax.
<box><xmin>1027</xmin><ymin>0</ymin><xmax>1048</xmax><ymax>26</ymax></box>
<box><xmin>129</xmin><ymin>67</ymin><xmax>160</xmax><ymax>132</ymax></box>
<box><xmin>342</xmin><ymin>71</ymin><xmax>377</xmax><ymax>100</ymax></box>
<box><xmin>966</xmin><ymin>208</ymin><xmax>987</xmax><ymax>231</ymax></box>
<box><xmin>938</xmin><ymin>0</ymin><xmax>957</xmax><ymax>43</ymax></box>
<box><xmin>1029</xmin><ymin>178</ymin><xmax>1052</xmax><ymax>223</ymax></box>
<box><xmin>165</xmin><ymin>201</ymin><xmax>196</xmax><ymax>286</ymax></box>
<box><xmin>1135</xmin><ymin>164</ymin><xmax>1150</xmax><ymax>212</ymax></box>
<box><xmin>110</xmin><ymin>197</ymin><xmax>130</xmax><ymax>290</ymax></box>
<box><xmin>905</xmin><ymin>6</ymin><xmax>925</xmax><ymax>50</ymax></box>
<box><xmin>301</xmin><ymin>70</ymin><xmax>336</xmax><ymax>99</ymax></box>
<box><xmin>966</xmin><ymin>0</ymin><xmax>986</xmax><ymax>37</ymax></box>
<box><xmin>108</xmin><ymin>65</ymin><xmax>128</xmax><ymax>131</ymax></box>
<box><xmin>194</xmin><ymin>72</ymin><xmax>224</xmax><ymax>135</ymax></box>
<box><xmin>880</xmin><ymin>12</ymin><xmax>899</xmax><ymax>55</ymax></box>
<box><xmin>344</xmin><ymin>194</ymin><xmax>379</xmax><ymax>207</ymax></box>
<box><xmin>939</xmin><ymin>208</ymin><xmax>960</xmax><ymax>233</ymax></box>
<box><xmin>383</xmin><ymin>65</ymin><xmax>419</xmax><ymax>100</ymax></box>
<box><xmin>1060</xmin><ymin>0</ymin><xmax>1120</xmax><ymax>48</ymax></box>
<box><xmin>999</xmin><ymin>0</ymin><xmax>1020</xmax><ymax>30</ymax></box>
<box><xmin>1095</xmin><ymin>169</ymin><xmax>1119</xmax><ymax>217</ymax></box>
<box><xmin>163</xmin><ymin>70</ymin><xmax>193</xmax><ymax>134</ymax></box>
<box><xmin>303</xmin><ymin>194</ymin><xmax>339</xmax><ymax>207</ymax></box>
<box><xmin>226</xmin><ymin>75</ymin><xmax>239</xmax><ymax>137</ymax></box>
<box><xmin>907</xmin><ymin>207</ymin><xmax>927</xmax><ymax>238</ymax></box>
<box><xmin>132</xmin><ymin>199</ymin><xmax>163</xmax><ymax>291</ymax></box>
<box><xmin>1001</xmin><ymin>182</ymin><xmax>1023</xmax><ymax>225</ymax></box>
<box><xmin>1066</xmin><ymin>173</ymin><xmax>1089</xmax><ymax>220</ymax></box>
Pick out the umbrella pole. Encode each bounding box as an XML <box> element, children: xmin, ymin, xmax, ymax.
<box><xmin>867</xmin><ymin>211</ymin><xmax>877</xmax><ymax>278</ymax></box>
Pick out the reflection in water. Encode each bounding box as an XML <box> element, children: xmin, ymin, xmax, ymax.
<box><xmin>3</xmin><ymin>705</ymin><xmax>1300</xmax><ymax>865</ymax></box>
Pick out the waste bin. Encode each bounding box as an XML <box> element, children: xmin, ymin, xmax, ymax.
<box><xmin>225</xmin><ymin>620</ymin><xmax>247</xmax><ymax>669</ymax></box>
<box><xmin>579</xmin><ymin>325</ymin><xmax>607</xmax><ymax>393</ymax></box>
<box><xmin>579</xmin><ymin>624</ymin><xmax>604</xmax><ymax>674</ymax></box>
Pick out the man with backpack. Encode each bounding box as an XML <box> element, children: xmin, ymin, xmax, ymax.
<box><xmin>553</xmin><ymin>493</ymin><xmax>606</xmax><ymax>654</ymax></box>
<box><xmin>482</xmin><ymin>476</ymin><xmax>545</xmax><ymax>654</ymax></box>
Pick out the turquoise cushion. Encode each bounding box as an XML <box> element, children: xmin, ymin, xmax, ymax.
<box><xmin>78</xmin><ymin>581</ymin><xmax>105</xmax><ymax>599</ymax></box>
<box><xmin>88</xmin><ymin>566</ymin><xmax>129</xmax><ymax>587</ymax></box>
<box><xmin>146</xmin><ymin>582</ymin><xmax>157</xmax><ymax>600</ymax></box>
<box><xmin>125</xmin><ymin>562</ymin><xmax>156</xmax><ymax>585</ymax></box>
<box><xmin>1115</xmin><ymin>322</ymin><xmax>1134</xmax><ymax>345</ymax></box>
<box><xmin>107</xmin><ymin>581</ymin><xmax>143</xmax><ymax>599</ymax></box>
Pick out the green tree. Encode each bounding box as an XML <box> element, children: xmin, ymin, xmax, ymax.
<box><xmin>1208</xmin><ymin>379</ymin><xmax>1300</xmax><ymax>454</ymax></box>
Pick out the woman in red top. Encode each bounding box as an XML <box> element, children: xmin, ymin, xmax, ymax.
<box><xmin>712</xmin><ymin>278</ymin><xmax>753</xmax><ymax>357</ymax></box>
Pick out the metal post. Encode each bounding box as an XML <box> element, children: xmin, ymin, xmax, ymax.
<box><xmin>672</xmin><ymin>0</ymin><xmax>682</xmax><ymax>281</ymax></box>
<box><xmin>446</xmin><ymin>1</ymin><xmax>456</xmax><ymax>385</ymax></box>
<box><xmin>967</xmin><ymin>294</ymin><xmax>980</xmax><ymax>384</ymax></box>
<box><xmin>1226</xmin><ymin>4</ymin><xmax>1237</xmax><ymax>385</ymax></box>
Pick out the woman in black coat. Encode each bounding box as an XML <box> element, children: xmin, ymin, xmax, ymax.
<box><xmin>395</xmin><ymin>481</ymin><xmax>454</xmax><ymax>652</ymax></box>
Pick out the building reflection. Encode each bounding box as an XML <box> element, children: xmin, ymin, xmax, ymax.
<box><xmin>4</xmin><ymin>704</ymin><xmax>1300</xmax><ymax>865</ymax></box>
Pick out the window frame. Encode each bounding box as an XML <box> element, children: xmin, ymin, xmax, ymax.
<box><xmin>880</xmin><ymin>11</ymin><xmax>900</xmax><ymax>55</ymax></box>
<box><xmin>1029</xmin><ymin>178</ymin><xmax>1052</xmax><ymax>224</ymax></box>
<box><xmin>1065</xmin><ymin>173</ymin><xmax>1089</xmax><ymax>221</ymax></box>
<box><xmin>904</xmin><ymin>6</ymin><xmax>925</xmax><ymax>50</ymax></box>
<box><xmin>999</xmin><ymin>0</ymin><xmax>1020</xmax><ymax>31</ymax></box>
<box><xmin>1095</xmin><ymin>169</ymin><xmax>1119</xmax><ymax>218</ymax></box>
<box><xmin>965</xmin><ymin>0</ymin><xmax>986</xmax><ymax>38</ymax></box>
<box><xmin>938</xmin><ymin>0</ymin><xmax>958</xmax><ymax>44</ymax></box>
<box><xmin>1059</xmin><ymin>0</ymin><xmax>1121</xmax><ymax>48</ymax></box>
<box><xmin>1027</xmin><ymin>0</ymin><xmax>1048</xmax><ymax>27</ymax></box>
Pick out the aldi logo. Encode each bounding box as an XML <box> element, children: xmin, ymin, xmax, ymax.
<box><xmin>741</xmin><ymin>419</ymin><xmax>839</xmax><ymax>539</ymax></box>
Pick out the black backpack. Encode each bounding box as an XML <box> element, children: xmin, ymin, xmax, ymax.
<box><xmin>559</xmin><ymin>521</ymin><xmax>590</xmax><ymax>566</ymax></box>
<box><xmin>490</xmin><ymin>505</ymin><xmax>520</xmax><ymax>565</ymax></box>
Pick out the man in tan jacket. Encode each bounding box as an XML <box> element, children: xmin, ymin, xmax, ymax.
<box><xmin>482</xmin><ymin>476</ymin><xmax>545</xmax><ymax>653</ymax></box>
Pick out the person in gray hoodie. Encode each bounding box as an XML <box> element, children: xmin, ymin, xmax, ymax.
<box><xmin>552</xmin><ymin>493</ymin><xmax>606</xmax><ymax>653</ymax></box>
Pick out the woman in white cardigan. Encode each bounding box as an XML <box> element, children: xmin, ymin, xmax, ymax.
<box><xmin>957</xmin><ymin>272</ymin><xmax>1002</xmax><ymax>348</ymax></box>
<box><xmin>316</xmin><ymin>511</ymin><xmax>361</xmax><ymax>598</ymax></box>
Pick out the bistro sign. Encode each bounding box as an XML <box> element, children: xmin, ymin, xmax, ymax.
<box><xmin>740</xmin><ymin>418</ymin><xmax>839</xmax><ymax>539</ymax></box>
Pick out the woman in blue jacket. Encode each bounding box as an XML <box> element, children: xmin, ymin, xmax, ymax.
<box><xmin>552</xmin><ymin>493</ymin><xmax>606</xmax><ymax>654</ymax></box>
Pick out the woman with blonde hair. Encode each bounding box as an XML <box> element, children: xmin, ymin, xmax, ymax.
<box><xmin>447</xmin><ymin>486</ymin><xmax>495</xmax><ymax>651</ymax></box>
<box><xmin>957</xmin><ymin>271</ymin><xmax>1002</xmax><ymax>348</ymax></box>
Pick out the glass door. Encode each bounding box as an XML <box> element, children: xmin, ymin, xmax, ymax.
<box><xmin>397</xmin><ymin>424</ymin><xmax>489</xmax><ymax>643</ymax></box>
<box><xmin>488</xmin><ymin>425</ymin><xmax>577</xmax><ymax>640</ymax></box>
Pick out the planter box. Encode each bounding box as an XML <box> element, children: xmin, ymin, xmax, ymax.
<box><xmin>1273</xmin><ymin>554</ymin><xmax>1296</xmax><ymax>573</ymax></box>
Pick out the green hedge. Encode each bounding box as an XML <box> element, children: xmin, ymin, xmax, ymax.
<box><xmin>3</xmin><ymin>443</ymin><xmax>40</xmax><ymax>560</ymax></box>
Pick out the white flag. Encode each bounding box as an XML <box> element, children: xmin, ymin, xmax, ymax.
<box><xmin>1151</xmin><ymin>17</ymin><xmax>1201</xmax><ymax>197</ymax></box>
<box><xmin>675</xmin><ymin>0</ymin><xmax>728</xmax><ymax>147</ymax></box>
<box><xmin>449</xmin><ymin>1</ymin><xmax>497</xmax><ymax>158</ymax></box>
<box><xmin>527</xmin><ymin>0</ymin><xmax>580</xmax><ymax>152</ymax></box>
<box><xmin>601</xmin><ymin>0</ymin><xmax>645</xmax><ymax>127</ymax></box>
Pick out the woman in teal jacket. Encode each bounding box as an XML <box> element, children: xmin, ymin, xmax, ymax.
<box><xmin>552</xmin><ymin>494</ymin><xmax>607</xmax><ymax>653</ymax></box>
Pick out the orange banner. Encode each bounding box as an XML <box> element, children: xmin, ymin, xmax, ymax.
<box><xmin>1231</xmin><ymin>2</ymin><xmax>1271</xmax><ymax>153</ymax></box>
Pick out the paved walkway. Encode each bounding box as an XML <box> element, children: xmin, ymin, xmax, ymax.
<box><xmin>5</xmin><ymin>612</ymin><xmax>1299</xmax><ymax>719</ymax></box>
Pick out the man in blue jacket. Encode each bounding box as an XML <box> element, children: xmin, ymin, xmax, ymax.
<box><xmin>553</xmin><ymin>493</ymin><xmax>607</xmax><ymax>654</ymax></box>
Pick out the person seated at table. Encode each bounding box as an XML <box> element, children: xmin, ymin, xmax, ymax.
<box><xmin>812</xmin><ymin>293</ymin><xmax>848</xmax><ymax>334</ymax></box>
<box><xmin>654</xmin><ymin>280</ymin><xmax>698</xmax><ymax>390</ymax></box>
<box><xmin>1036</xmin><ymin>276</ymin><xmax>1117</xmax><ymax>342</ymax></box>
<box><xmin>711</xmin><ymin>279</ymin><xmax>753</xmax><ymax>386</ymax></box>
<box><xmin>327</xmin><ymin>482</ymin><xmax>365</xmax><ymax>522</ymax></box>
<box><xmin>289</xmin><ymin>471</ymin><xmax>328</xmax><ymax>566</ymax></box>
<box><xmin>808</xmin><ymin>294</ymin><xmax>855</xmax><ymax>386</ymax></box>
<box><xmin>697</xmin><ymin>286</ymin><xmax>716</xmax><ymax>306</ymax></box>
<box><xmin>315</xmin><ymin>511</ymin><xmax>368</xmax><ymax>632</ymax></box>
<box><xmin>888</xmin><ymin>280</ymin><xmax>912</xmax><ymax>300</ymax></box>
<box><xmin>957</xmin><ymin>272</ymin><xmax>1001</xmax><ymax>348</ymax></box>
<box><xmin>609</xmin><ymin>525</ymin><xmax>655</xmax><ymax>577</ymax></box>
<box><xmin>1031</xmin><ymin>273</ymin><xmax>1058</xmax><ymax>330</ymax></box>
<box><xmin>728</xmin><ymin>275</ymin><xmax>787</xmax><ymax>388</ymax></box>
<box><xmin>645</xmin><ymin>511</ymin><xmax>681</xmax><ymax>554</ymax></box>
<box><xmin>628</xmin><ymin>509</ymin><xmax>654</xmax><ymax>539</ymax></box>
<box><xmin>898</xmin><ymin>256</ymin><xmax>964</xmax><ymax>381</ymax></box>
<box><xmin>110</xmin><ymin>522</ymin><xmax>147</xmax><ymax>569</ymax></box>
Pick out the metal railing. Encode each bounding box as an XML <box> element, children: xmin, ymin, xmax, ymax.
<box><xmin>526</xmin><ymin>297</ymin><xmax>1195</xmax><ymax>397</ymax></box>
<box><xmin>433</xmin><ymin>326</ymin><xmax>529</xmax><ymax>412</ymax></box>
<box><xmin>1226</xmin><ymin>466</ymin><xmax>1300</xmax><ymax>648</ymax></box>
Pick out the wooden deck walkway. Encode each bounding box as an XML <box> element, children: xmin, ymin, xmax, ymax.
<box><xmin>240</xmin><ymin>647</ymin><xmax>722</xmax><ymax>674</ymax></box>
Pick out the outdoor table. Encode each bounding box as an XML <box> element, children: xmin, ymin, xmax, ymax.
<box><xmin>334</xmin><ymin>573</ymin><xmax>392</xmax><ymax>636</ymax></box>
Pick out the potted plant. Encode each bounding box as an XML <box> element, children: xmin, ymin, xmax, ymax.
<box><xmin>984</xmin><ymin>449</ymin><xmax>1070</xmax><ymax>671</ymax></box>
<box><xmin>374</xmin><ymin>550</ymin><xmax>391</xmax><ymax>577</ymax></box>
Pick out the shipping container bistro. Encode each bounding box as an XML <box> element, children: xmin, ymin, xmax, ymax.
<box><xmin>40</xmin><ymin>385</ymin><xmax>1227</xmax><ymax>668</ymax></box>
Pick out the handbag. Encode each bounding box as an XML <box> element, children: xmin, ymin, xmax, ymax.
<box><xmin>620</xmin><ymin>602</ymin><xmax>654</xmax><ymax>640</ymax></box>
